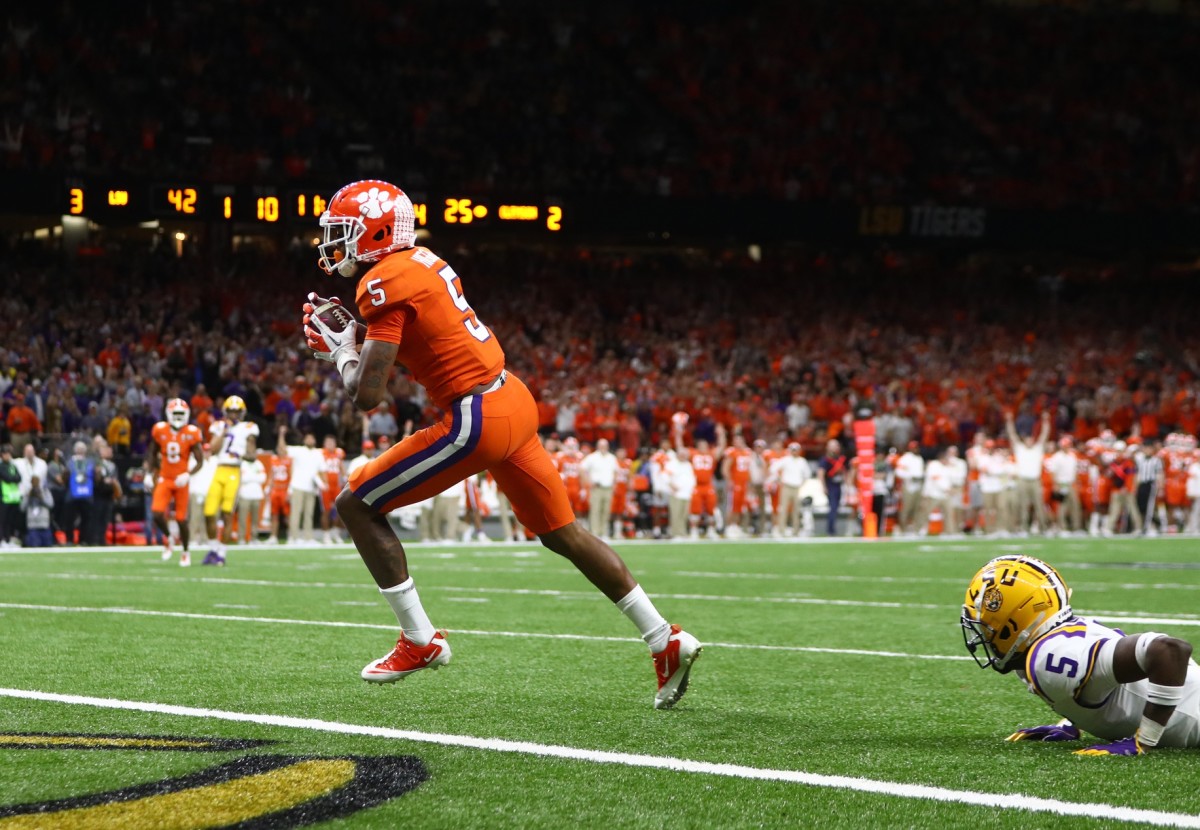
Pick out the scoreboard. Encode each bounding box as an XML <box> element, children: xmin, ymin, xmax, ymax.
<box><xmin>60</xmin><ymin>179</ymin><xmax>565</xmax><ymax>233</ymax></box>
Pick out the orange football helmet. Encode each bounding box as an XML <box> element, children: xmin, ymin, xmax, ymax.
<box><xmin>317</xmin><ymin>179</ymin><xmax>417</xmax><ymax>277</ymax></box>
<box><xmin>166</xmin><ymin>398</ymin><xmax>190</xmax><ymax>429</ymax></box>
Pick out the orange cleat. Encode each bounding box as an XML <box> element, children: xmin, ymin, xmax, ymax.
<box><xmin>653</xmin><ymin>624</ymin><xmax>701</xmax><ymax>710</ymax></box>
<box><xmin>361</xmin><ymin>631</ymin><xmax>452</xmax><ymax>683</ymax></box>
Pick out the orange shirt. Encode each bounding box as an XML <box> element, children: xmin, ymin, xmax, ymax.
<box><xmin>321</xmin><ymin>447</ymin><xmax>345</xmax><ymax>486</ymax></box>
<box><xmin>554</xmin><ymin>450</ymin><xmax>582</xmax><ymax>488</ymax></box>
<box><xmin>266</xmin><ymin>454</ymin><xmax>293</xmax><ymax>494</ymax></box>
<box><xmin>725</xmin><ymin>446</ymin><xmax>752</xmax><ymax>484</ymax></box>
<box><xmin>691</xmin><ymin>450</ymin><xmax>716</xmax><ymax>487</ymax></box>
<box><xmin>151</xmin><ymin>422</ymin><xmax>203</xmax><ymax>479</ymax></box>
<box><xmin>357</xmin><ymin>246</ymin><xmax>504</xmax><ymax>409</ymax></box>
<box><xmin>5</xmin><ymin>405</ymin><xmax>40</xmax><ymax>434</ymax></box>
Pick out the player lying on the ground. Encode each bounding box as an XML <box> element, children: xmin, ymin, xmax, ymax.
<box><xmin>961</xmin><ymin>554</ymin><xmax>1198</xmax><ymax>755</ymax></box>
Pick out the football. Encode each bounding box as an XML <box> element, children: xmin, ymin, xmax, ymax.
<box><xmin>311</xmin><ymin>296</ymin><xmax>355</xmax><ymax>332</ymax></box>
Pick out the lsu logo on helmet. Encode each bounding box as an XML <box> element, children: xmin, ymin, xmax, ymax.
<box><xmin>961</xmin><ymin>555</ymin><xmax>1073</xmax><ymax>673</ymax></box>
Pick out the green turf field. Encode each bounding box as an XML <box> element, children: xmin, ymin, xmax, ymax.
<box><xmin>1</xmin><ymin>535</ymin><xmax>1198</xmax><ymax>828</ymax></box>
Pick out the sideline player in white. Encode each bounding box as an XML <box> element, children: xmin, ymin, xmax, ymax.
<box><xmin>962</xmin><ymin>554</ymin><xmax>1199</xmax><ymax>755</ymax></box>
<box><xmin>203</xmin><ymin>396</ymin><xmax>259</xmax><ymax>564</ymax></box>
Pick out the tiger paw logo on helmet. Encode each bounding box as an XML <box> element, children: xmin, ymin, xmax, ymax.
<box><xmin>356</xmin><ymin>187</ymin><xmax>397</xmax><ymax>220</ymax></box>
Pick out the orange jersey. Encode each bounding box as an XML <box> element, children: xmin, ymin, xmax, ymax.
<box><xmin>151</xmin><ymin>422</ymin><xmax>203</xmax><ymax>480</ymax></box>
<box><xmin>724</xmin><ymin>447</ymin><xmax>752</xmax><ymax>484</ymax></box>
<box><xmin>357</xmin><ymin>246</ymin><xmax>505</xmax><ymax>409</ymax></box>
<box><xmin>554</xmin><ymin>450</ymin><xmax>583</xmax><ymax>487</ymax></box>
<box><xmin>691</xmin><ymin>450</ymin><xmax>717</xmax><ymax>486</ymax></box>
<box><xmin>321</xmin><ymin>447</ymin><xmax>346</xmax><ymax>483</ymax></box>
<box><xmin>266</xmin><ymin>454</ymin><xmax>294</xmax><ymax>494</ymax></box>
<box><xmin>1165</xmin><ymin>451</ymin><xmax>1190</xmax><ymax>506</ymax></box>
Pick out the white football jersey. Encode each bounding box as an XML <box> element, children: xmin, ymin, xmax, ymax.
<box><xmin>210</xmin><ymin>420</ymin><xmax>260</xmax><ymax>467</ymax></box>
<box><xmin>1022</xmin><ymin>617</ymin><xmax>1200</xmax><ymax>747</ymax></box>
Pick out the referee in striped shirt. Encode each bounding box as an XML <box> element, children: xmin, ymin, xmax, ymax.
<box><xmin>1134</xmin><ymin>438</ymin><xmax>1164</xmax><ymax>536</ymax></box>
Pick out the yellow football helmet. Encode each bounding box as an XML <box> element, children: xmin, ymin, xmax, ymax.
<box><xmin>961</xmin><ymin>555</ymin><xmax>1073</xmax><ymax>673</ymax></box>
<box><xmin>223</xmin><ymin>395</ymin><xmax>247</xmax><ymax>422</ymax></box>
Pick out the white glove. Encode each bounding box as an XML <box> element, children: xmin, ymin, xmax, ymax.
<box><xmin>303</xmin><ymin>293</ymin><xmax>359</xmax><ymax>365</ymax></box>
<box><xmin>174</xmin><ymin>472</ymin><xmax>190</xmax><ymax>487</ymax></box>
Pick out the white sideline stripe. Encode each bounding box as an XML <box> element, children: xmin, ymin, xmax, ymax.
<box><xmin>674</xmin><ymin>570</ymin><xmax>1200</xmax><ymax>593</ymax></box>
<box><xmin>0</xmin><ymin>603</ymin><xmax>969</xmax><ymax>661</ymax></box>
<box><xmin>5</xmin><ymin>573</ymin><xmax>1200</xmax><ymax>624</ymax></box>
<box><xmin>0</xmin><ymin>689</ymin><xmax>1197</xmax><ymax>828</ymax></box>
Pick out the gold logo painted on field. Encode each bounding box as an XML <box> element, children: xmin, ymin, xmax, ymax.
<box><xmin>0</xmin><ymin>733</ymin><xmax>427</xmax><ymax>829</ymax></box>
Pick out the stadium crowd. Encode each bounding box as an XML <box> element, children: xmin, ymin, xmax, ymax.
<box><xmin>4</xmin><ymin>1</ymin><xmax>1199</xmax><ymax>208</ymax></box>
<box><xmin>2</xmin><ymin>237</ymin><xmax>1199</xmax><ymax>547</ymax></box>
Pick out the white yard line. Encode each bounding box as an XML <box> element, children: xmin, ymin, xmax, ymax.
<box><xmin>0</xmin><ymin>603</ymin><xmax>970</xmax><ymax>661</ymax></box>
<box><xmin>0</xmin><ymin>687</ymin><xmax>1197</xmax><ymax>828</ymax></box>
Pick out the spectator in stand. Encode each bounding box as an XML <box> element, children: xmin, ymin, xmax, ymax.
<box><xmin>106</xmin><ymin>403</ymin><xmax>132</xmax><ymax>456</ymax></box>
<box><xmin>5</xmin><ymin>394</ymin><xmax>42</xmax><ymax>455</ymax></box>
<box><xmin>0</xmin><ymin>445</ymin><xmax>21</xmax><ymax>547</ymax></box>
<box><xmin>80</xmin><ymin>402</ymin><xmax>106</xmax><ymax>436</ymax></box>
<box><xmin>1007</xmin><ymin>410</ymin><xmax>1051</xmax><ymax>535</ymax></box>
<box><xmin>22</xmin><ymin>474</ymin><xmax>55</xmax><ymax>548</ymax></box>
<box><xmin>367</xmin><ymin>402</ymin><xmax>398</xmax><ymax>443</ymax></box>
<box><xmin>817</xmin><ymin>439</ymin><xmax>847</xmax><ymax>537</ymax></box>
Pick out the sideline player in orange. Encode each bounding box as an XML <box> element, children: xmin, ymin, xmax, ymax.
<box><xmin>263</xmin><ymin>444</ymin><xmax>293</xmax><ymax>544</ymax></box>
<box><xmin>678</xmin><ymin>423</ymin><xmax>726</xmax><ymax>538</ymax></box>
<box><xmin>318</xmin><ymin>435</ymin><xmax>346</xmax><ymax>544</ymax></box>
<box><xmin>721</xmin><ymin>428</ymin><xmax>754</xmax><ymax>537</ymax></box>
<box><xmin>304</xmin><ymin>179</ymin><xmax>699</xmax><ymax>709</ymax></box>
<box><xmin>147</xmin><ymin>398</ymin><xmax>204</xmax><ymax>566</ymax></box>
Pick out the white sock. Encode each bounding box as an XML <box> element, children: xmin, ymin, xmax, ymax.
<box><xmin>380</xmin><ymin>577</ymin><xmax>436</xmax><ymax>646</ymax></box>
<box><xmin>616</xmin><ymin>585</ymin><xmax>671</xmax><ymax>653</ymax></box>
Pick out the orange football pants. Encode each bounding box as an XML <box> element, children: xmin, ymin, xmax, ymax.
<box><xmin>348</xmin><ymin>372</ymin><xmax>575</xmax><ymax>535</ymax></box>
<box><xmin>151</xmin><ymin>479</ymin><xmax>189</xmax><ymax>520</ymax></box>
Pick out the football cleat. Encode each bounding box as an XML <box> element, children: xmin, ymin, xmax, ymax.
<box><xmin>161</xmin><ymin>547</ymin><xmax>172</xmax><ymax>561</ymax></box>
<box><xmin>362</xmin><ymin>631</ymin><xmax>451</xmax><ymax>683</ymax></box>
<box><xmin>179</xmin><ymin>552</ymin><xmax>191</xmax><ymax>567</ymax></box>
<box><xmin>201</xmin><ymin>550</ymin><xmax>226</xmax><ymax>566</ymax></box>
<box><xmin>653</xmin><ymin>625</ymin><xmax>702</xmax><ymax>710</ymax></box>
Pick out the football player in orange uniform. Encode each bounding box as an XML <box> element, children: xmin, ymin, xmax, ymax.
<box><xmin>147</xmin><ymin>399</ymin><xmax>204</xmax><ymax>566</ymax></box>
<box><xmin>318</xmin><ymin>435</ymin><xmax>346</xmax><ymax>544</ymax></box>
<box><xmin>554</xmin><ymin>436</ymin><xmax>586</xmax><ymax>518</ymax></box>
<box><xmin>264</xmin><ymin>450</ymin><xmax>293</xmax><ymax>544</ymax></box>
<box><xmin>721</xmin><ymin>430</ymin><xmax>754</xmax><ymax>537</ymax></box>
<box><xmin>304</xmin><ymin>179</ymin><xmax>698</xmax><ymax>709</ymax></box>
